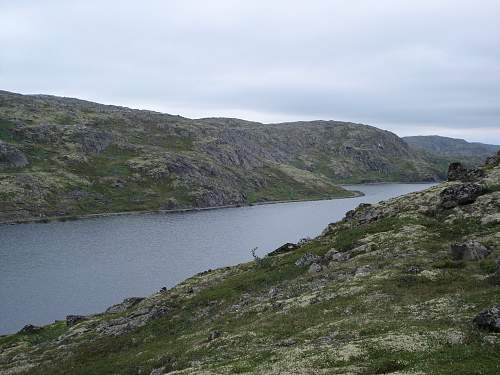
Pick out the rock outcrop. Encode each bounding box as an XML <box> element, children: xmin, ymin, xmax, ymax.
<box><xmin>345</xmin><ymin>203</ymin><xmax>382</xmax><ymax>224</ymax></box>
<box><xmin>96</xmin><ymin>305</ymin><xmax>169</xmax><ymax>336</ymax></box>
<box><xmin>485</xmin><ymin>150</ymin><xmax>500</xmax><ymax>166</ymax></box>
<box><xmin>105</xmin><ymin>297</ymin><xmax>145</xmax><ymax>314</ymax></box>
<box><xmin>0</xmin><ymin>141</ymin><xmax>28</xmax><ymax>169</ymax></box>
<box><xmin>473</xmin><ymin>306</ymin><xmax>500</xmax><ymax>332</ymax></box>
<box><xmin>450</xmin><ymin>240</ymin><xmax>491</xmax><ymax>261</ymax></box>
<box><xmin>447</xmin><ymin>162</ymin><xmax>484</xmax><ymax>182</ymax></box>
<box><xmin>295</xmin><ymin>253</ymin><xmax>321</xmax><ymax>268</ymax></box>
<box><xmin>439</xmin><ymin>183</ymin><xmax>484</xmax><ymax>209</ymax></box>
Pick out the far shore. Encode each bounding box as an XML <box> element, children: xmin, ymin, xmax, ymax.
<box><xmin>0</xmin><ymin>190</ymin><xmax>365</xmax><ymax>226</ymax></box>
<box><xmin>1</xmin><ymin>181</ymin><xmax>440</xmax><ymax>226</ymax></box>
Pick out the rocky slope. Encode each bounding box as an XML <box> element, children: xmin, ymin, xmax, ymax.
<box><xmin>1</xmin><ymin>152</ymin><xmax>499</xmax><ymax>374</ymax></box>
<box><xmin>404</xmin><ymin>135</ymin><xmax>500</xmax><ymax>174</ymax></box>
<box><xmin>0</xmin><ymin>90</ymin><xmax>442</xmax><ymax>223</ymax></box>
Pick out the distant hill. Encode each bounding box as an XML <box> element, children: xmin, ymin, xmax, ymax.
<box><xmin>0</xmin><ymin>90</ymin><xmax>444</xmax><ymax>222</ymax></box>
<box><xmin>404</xmin><ymin>135</ymin><xmax>500</xmax><ymax>173</ymax></box>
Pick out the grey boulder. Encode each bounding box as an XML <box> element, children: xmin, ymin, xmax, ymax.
<box><xmin>439</xmin><ymin>183</ymin><xmax>484</xmax><ymax>209</ymax></box>
<box><xmin>473</xmin><ymin>306</ymin><xmax>500</xmax><ymax>332</ymax></box>
<box><xmin>450</xmin><ymin>240</ymin><xmax>490</xmax><ymax>261</ymax></box>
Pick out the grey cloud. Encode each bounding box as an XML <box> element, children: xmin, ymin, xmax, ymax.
<box><xmin>0</xmin><ymin>0</ymin><xmax>499</xmax><ymax>143</ymax></box>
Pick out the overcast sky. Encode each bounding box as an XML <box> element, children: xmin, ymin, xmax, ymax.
<box><xmin>1</xmin><ymin>0</ymin><xmax>499</xmax><ymax>143</ymax></box>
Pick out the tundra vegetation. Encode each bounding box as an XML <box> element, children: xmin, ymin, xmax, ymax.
<box><xmin>0</xmin><ymin>151</ymin><xmax>499</xmax><ymax>374</ymax></box>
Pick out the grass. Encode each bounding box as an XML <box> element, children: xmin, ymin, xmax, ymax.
<box><xmin>310</xmin><ymin>153</ymin><xmax>437</xmax><ymax>183</ymax></box>
<box><xmin>331</xmin><ymin>216</ymin><xmax>423</xmax><ymax>251</ymax></box>
<box><xmin>69</xmin><ymin>146</ymin><xmax>136</xmax><ymax>177</ymax></box>
<box><xmin>434</xmin><ymin>260</ymin><xmax>467</xmax><ymax>269</ymax></box>
<box><xmin>246</xmin><ymin>165</ymin><xmax>353</xmax><ymax>203</ymax></box>
<box><xmin>486</xmin><ymin>184</ymin><xmax>500</xmax><ymax>193</ymax></box>
<box><xmin>0</xmin><ymin>118</ymin><xmax>16</xmax><ymax>141</ymax></box>
<box><xmin>0</xmin><ymin>321</ymin><xmax>68</xmax><ymax>347</ymax></box>
<box><xmin>479</xmin><ymin>260</ymin><xmax>498</xmax><ymax>274</ymax></box>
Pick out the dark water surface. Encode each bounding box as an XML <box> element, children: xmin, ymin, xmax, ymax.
<box><xmin>0</xmin><ymin>183</ymin><xmax>435</xmax><ymax>334</ymax></box>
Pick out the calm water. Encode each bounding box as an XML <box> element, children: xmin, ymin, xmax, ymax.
<box><xmin>0</xmin><ymin>183</ymin><xmax>435</xmax><ymax>334</ymax></box>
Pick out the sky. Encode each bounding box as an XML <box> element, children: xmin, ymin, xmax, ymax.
<box><xmin>1</xmin><ymin>0</ymin><xmax>499</xmax><ymax>144</ymax></box>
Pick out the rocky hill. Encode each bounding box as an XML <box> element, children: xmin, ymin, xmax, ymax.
<box><xmin>404</xmin><ymin>135</ymin><xmax>500</xmax><ymax>174</ymax></box>
<box><xmin>0</xmin><ymin>90</ymin><xmax>442</xmax><ymax>223</ymax></box>
<box><xmin>1</xmin><ymin>152</ymin><xmax>499</xmax><ymax>374</ymax></box>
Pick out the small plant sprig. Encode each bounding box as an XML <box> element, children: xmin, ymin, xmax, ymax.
<box><xmin>250</xmin><ymin>247</ymin><xmax>271</xmax><ymax>268</ymax></box>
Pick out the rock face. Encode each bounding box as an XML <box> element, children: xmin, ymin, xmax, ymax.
<box><xmin>450</xmin><ymin>241</ymin><xmax>491</xmax><ymax>261</ymax></box>
<box><xmin>485</xmin><ymin>150</ymin><xmax>500</xmax><ymax>166</ymax></box>
<box><xmin>96</xmin><ymin>305</ymin><xmax>169</xmax><ymax>336</ymax></box>
<box><xmin>439</xmin><ymin>183</ymin><xmax>484</xmax><ymax>209</ymax></box>
<box><xmin>73</xmin><ymin>127</ymin><xmax>113</xmax><ymax>154</ymax></box>
<box><xmin>447</xmin><ymin>162</ymin><xmax>484</xmax><ymax>182</ymax></box>
<box><xmin>0</xmin><ymin>141</ymin><xmax>28</xmax><ymax>169</ymax></box>
<box><xmin>308</xmin><ymin>263</ymin><xmax>322</xmax><ymax>273</ymax></box>
<box><xmin>473</xmin><ymin>306</ymin><xmax>500</xmax><ymax>332</ymax></box>
<box><xmin>295</xmin><ymin>253</ymin><xmax>321</xmax><ymax>268</ymax></box>
<box><xmin>345</xmin><ymin>203</ymin><xmax>381</xmax><ymax>224</ymax></box>
<box><xmin>325</xmin><ymin>249</ymin><xmax>351</xmax><ymax>262</ymax></box>
<box><xmin>105</xmin><ymin>297</ymin><xmax>144</xmax><ymax>314</ymax></box>
<box><xmin>447</xmin><ymin>162</ymin><xmax>469</xmax><ymax>181</ymax></box>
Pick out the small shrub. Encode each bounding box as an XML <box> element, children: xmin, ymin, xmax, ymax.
<box><xmin>485</xmin><ymin>184</ymin><xmax>500</xmax><ymax>193</ymax></box>
<box><xmin>434</xmin><ymin>260</ymin><xmax>466</xmax><ymax>269</ymax></box>
<box><xmin>479</xmin><ymin>259</ymin><xmax>497</xmax><ymax>274</ymax></box>
<box><xmin>396</xmin><ymin>274</ymin><xmax>429</xmax><ymax>287</ymax></box>
<box><xmin>489</xmin><ymin>270</ymin><xmax>500</xmax><ymax>286</ymax></box>
<box><xmin>372</xmin><ymin>359</ymin><xmax>407</xmax><ymax>374</ymax></box>
<box><xmin>251</xmin><ymin>247</ymin><xmax>272</xmax><ymax>269</ymax></box>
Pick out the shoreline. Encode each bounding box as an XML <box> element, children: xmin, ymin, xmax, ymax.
<box><xmin>0</xmin><ymin>191</ymin><xmax>364</xmax><ymax>226</ymax></box>
<box><xmin>0</xmin><ymin>181</ymin><xmax>440</xmax><ymax>226</ymax></box>
<box><xmin>340</xmin><ymin>180</ymin><xmax>442</xmax><ymax>186</ymax></box>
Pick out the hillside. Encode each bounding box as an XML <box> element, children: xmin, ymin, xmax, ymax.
<box><xmin>404</xmin><ymin>135</ymin><xmax>500</xmax><ymax>174</ymax></box>
<box><xmin>1</xmin><ymin>152</ymin><xmax>499</xmax><ymax>374</ymax></box>
<box><xmin>0</xmin><ymin>90</ymin><xmax>442</xmax><ymax>223</ymax></box>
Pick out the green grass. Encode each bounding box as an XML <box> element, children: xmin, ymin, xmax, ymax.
<box><xmin>486</xmin><ymin>184</ymin><xmax>500</xmax><ymax>193</ymax></box>
<box><xmin>246</xmin><ymin>166</ymin><xmax>353</xmax><ymax>203</ymax></box>
<box><xmin>331</xmin><ymin>216</ymin><xmax>422</xmax><ymax>251</ymax></box>
<box><xmin>310</xmin><ymin>154</ymin><xmax>436</xmax><ymax>183</ymax></box>
<box><xmin>479</xmin><ymin>259</ymin><xmax>498</xmax><ymax>274</ymax></box>
<box><xmin>434</xmin><ymin>260</ymin><xmax>467</xmax><ymax>269</ymax></box>
<box><xmin>3</xmin><ymin>321</ymin><xmax>69</xmax><ymax>347</ymax></box>
<box><xmin>70</xmin><ymin>146</ymin><xmax>136</xmax><ymax>177</ymax></box>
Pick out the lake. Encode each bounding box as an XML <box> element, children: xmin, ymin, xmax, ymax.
<box><xmin>0</xmin><ymin>183</ymin><xmax>435</xmax><ymax>334</ymax></box>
